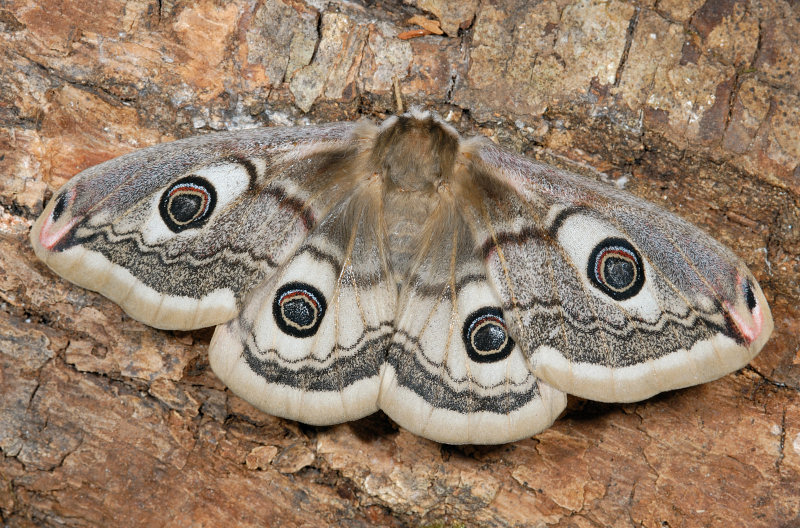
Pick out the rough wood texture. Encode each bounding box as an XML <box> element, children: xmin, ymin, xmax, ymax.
<box><xmin>1</xmin><ymin>1</ymin><xmax>798</xmax><ymax>526</ymax></box>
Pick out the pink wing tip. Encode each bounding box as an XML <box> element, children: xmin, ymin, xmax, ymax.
<box><xmin>37</xmin><ymin>189</ymin><xmax>81</xmax><ymax>251</ymax></box>
<box><xmin>38</xmin><ymin>214</ymin><xmax>80</xmax><ymax>250</ymax></box>
<box><xmin>724</xmin><ymin>274</ymin><xmax>766</xmax><ymax>345</ymax></box>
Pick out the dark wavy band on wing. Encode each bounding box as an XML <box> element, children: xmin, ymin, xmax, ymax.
<box><xmin>385</xmin><ymin>331</ymin><xmax>541</xmax><ymax>415</ymax></box>
<box><xmin>510</xmin><ymin>302</ymin><xmax>736</xmax><ymax>367</ymax></box>
<box><xmin>239</xmin><ymin>320</ymin><xmax>393</xmax><ymax>391</ymax></box>
<box><xmin>75</xmin><ymin>226</ymin><xmax>271</xmax><ymax>299</ymax></box>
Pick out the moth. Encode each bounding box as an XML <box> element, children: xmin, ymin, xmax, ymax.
<box><xmin>31</xmin><ymin>109</ymin><xmax>773</xmax><ymax>444</ymax></box>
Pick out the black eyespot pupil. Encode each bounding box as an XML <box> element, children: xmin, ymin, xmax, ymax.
<box><xmin>744</xmin><ymin>279</ymin><xmax>757</xmax><ymax>311</ymax></box>
<box><xmin>158</xmin><ymin>176</ymin><xmax>216</xmax><ymax>233</ymax></box>
<box><xmin>169</xmin><ymin>193</ymin><xmax>204</xmax><ymax>223</ymax></box>
<box><xmin>603</xmin><ymin>256</ymin><xmax>635</xmax><ymax>290</ymax></box>
<box><xmin>473</xmin><ymin>322</ymin><xmax>507</xmax><ymax>352</ymax></box>
<box><xmin>51</xmin><ymin>192</ymin><xmax>68</xmax><ymax>221</ymax></box>
<box><xmin>462</xmin><ymin>307</ymin><xmax>514</xmax><ymax>363</ymax></box>
<box><xmin>282</xmin><ymin>297</ymin><xmax>315</xmax><ymax>328</ymax></box>
<box><xmin>588</xmin><ymin>237</ymin><xmax>645</xmax><ymax>301</ymax></box>
<box><xmin>273</xmin><ymin>283</ymin><xmax>327</xmax><ymax>338</ymax></box>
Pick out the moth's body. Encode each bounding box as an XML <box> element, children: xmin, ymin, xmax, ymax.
<box><xmin>382</xmin><ymin>189</ymin><xmax>440</xmax><ymax>282</ymax></box>
<box><xmin>32</xmin><ymin>110</ymin><xmax>773</xmax><ymax>444</ymax></box>
<box><xmin>373</xmin><ymin>115</ymin><xmax>465</xmax><ymax>282</ymax></box>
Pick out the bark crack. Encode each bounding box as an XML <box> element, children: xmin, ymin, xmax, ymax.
<box><xmin>776</xmin><ymin>407</ymin><xmax>786</xmax><ymax>471</ymax></box>
<box><xmin>613</xmin><ymin>7</ymin><xmax>640</xmax><ymax>88</ymax></box>
<box><xmin>745</xmin><ymin>365</ymin><xmax>794</xmax><ymax>391</ymax></box>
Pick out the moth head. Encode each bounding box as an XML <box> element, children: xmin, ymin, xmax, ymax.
<box><xmin>372</xmin><ymin>110</ymin><xmax>460</xmax><ymax>192</ymax></box>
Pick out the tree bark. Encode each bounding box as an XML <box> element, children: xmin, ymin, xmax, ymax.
<box><xmin>1</xmin><ymin>0</ymin><xmax>798</xmax><ymax>526</ymax></box>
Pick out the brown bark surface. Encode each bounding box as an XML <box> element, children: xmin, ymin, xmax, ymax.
<box><xmin>1</xmin><ymin>1</ymin><xmax>798</xmax><ymax>526</ymax></box>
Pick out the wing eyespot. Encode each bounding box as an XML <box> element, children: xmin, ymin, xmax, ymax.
<box><xmin>588</xmin><ymin>237</ymin><xmax>645</xmax><ymax>300</ymax></box>
<box><xmin>462</xmin><ymin>307</ymin><xmax>514</xmax><ymax>363</ymax></box>
<box><xmin>273</xmin><ymin>282</ymin><xmax>327</xmax><ymax>338</ymax></box>
<box><xmin>159</xmin><ymin>176</ymin><xmax>217</xmax><ymax>233</ymax></box>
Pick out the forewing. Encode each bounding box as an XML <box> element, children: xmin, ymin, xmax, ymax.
<box><xmin>31</xmin><ymin>124</ymin><xmax>361</xmax><ymax>330</ymax></box>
